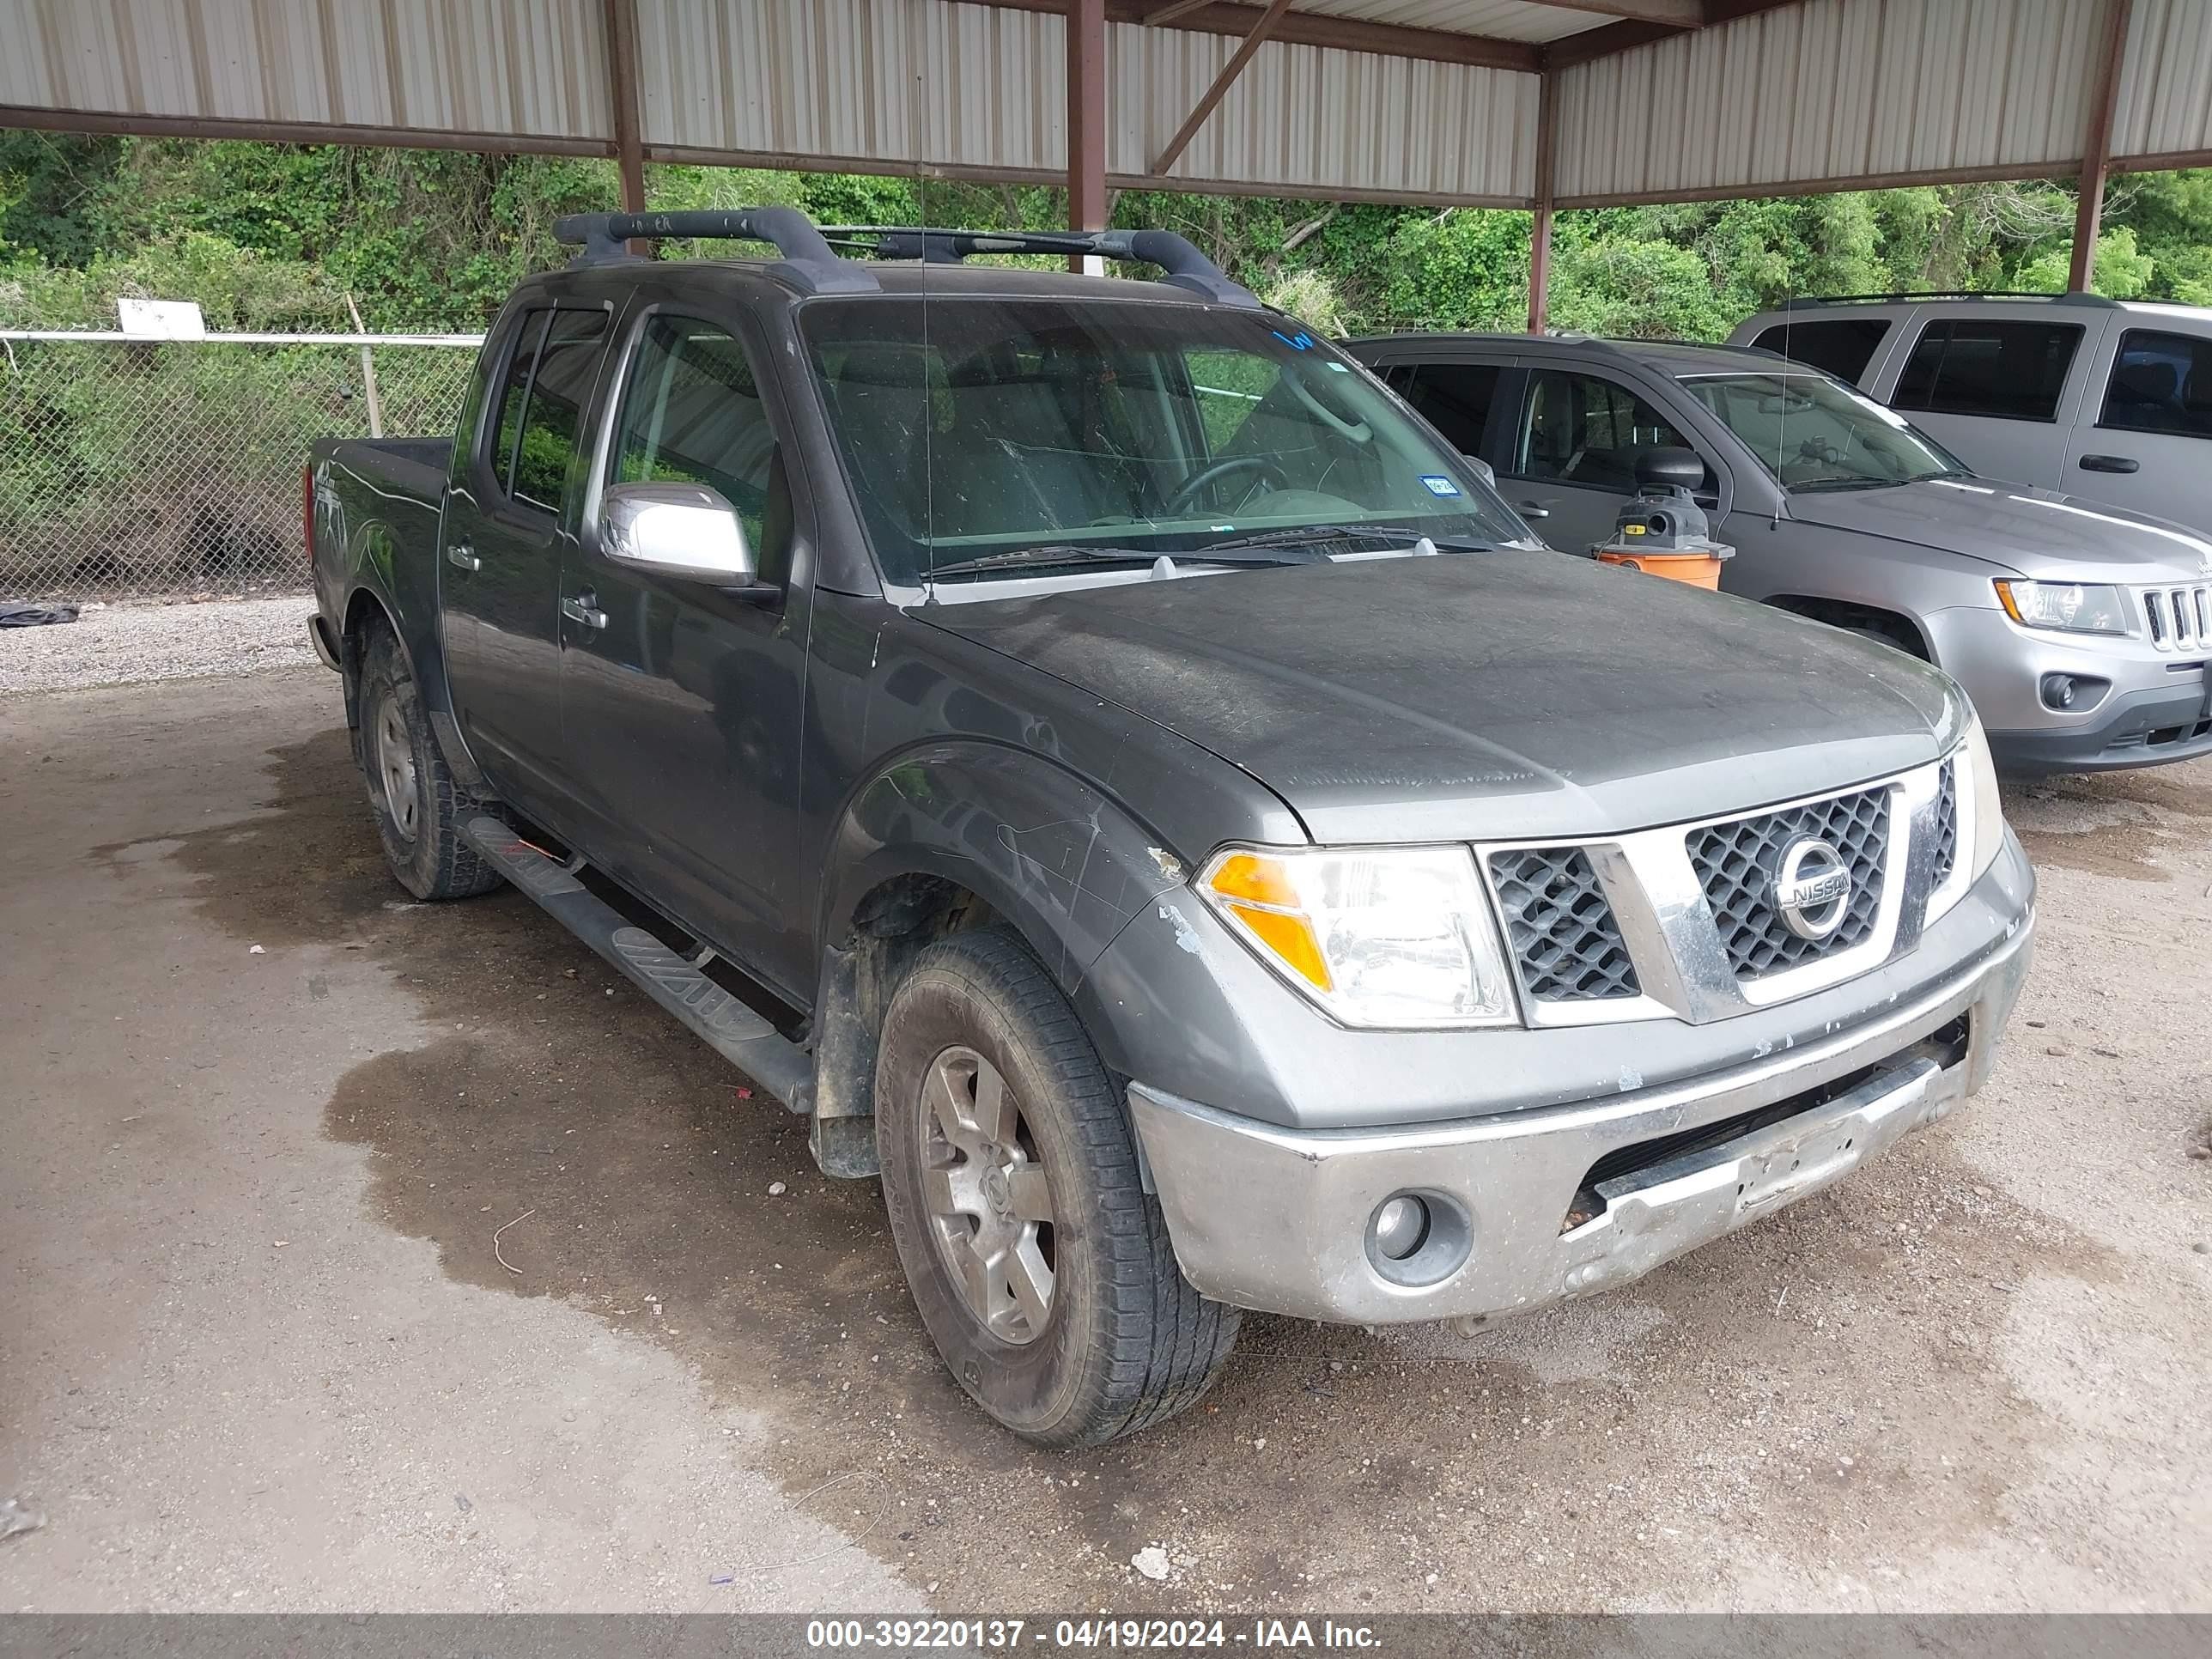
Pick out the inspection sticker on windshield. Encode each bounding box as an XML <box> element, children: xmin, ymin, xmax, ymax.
<box><xmin>1419</xmin><ymin>475</ymin><xmax>1462</xmax><ymax>497</ymax></box>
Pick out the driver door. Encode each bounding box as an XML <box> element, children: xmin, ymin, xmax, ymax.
<box><xmin>558</xmin><ymin>301</ymin><xmax>817</xmax><ymax>998</ymax></box>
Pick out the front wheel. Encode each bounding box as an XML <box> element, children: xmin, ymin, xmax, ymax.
<box><xmin>875</xmin><ymin>927</ymin><xmax>1240</xmax><ymax>1446</ymax></box>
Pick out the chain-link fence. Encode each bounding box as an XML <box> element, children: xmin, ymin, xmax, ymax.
<box><xmin>0</xmin><ymin>331</ymin><xmax>482</xmax><ymax>602</ymax></box>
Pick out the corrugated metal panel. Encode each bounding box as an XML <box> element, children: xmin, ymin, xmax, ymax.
<box><xmin>1289</xmin><ymin>0</ymin><xmax>1609</xmax><ymax>46</ymax></box>
<box><xmin>0</xmin><ymin>0</ymin><xmax>611</xmax><ymax>138</ymax></box>
<box><xmin>1555</xmin><ymin>0</ymin><xmax>2107</xmax><ymax>203</ymax></box>
<box><xmin>2112</xmin><ymin>0</ymin><xmax>2212</xmax><ymax>162</ymax></box>
<box><xmin>638</xmin><ymin>0</ymin><xmax>1535</xmax><ymax>201</ymax></box>
<box><xmin>1112</xmin><ymin>19</ymin><xmax>1535</xmax><ymax>199</ymax></box>
<box><xmin>636</xmin><ymin>0</ymin><xmax>1060</xmax><ymax>173</ymax></box>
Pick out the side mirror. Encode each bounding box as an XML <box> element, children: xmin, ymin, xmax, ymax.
<box><xmin>1462</xmin><ymin>453</ymin><xmax>1497</xmax><ymax>489</ymax></box>
<box><xmin>1636</xmin><ymin>447</ymin><xmax>1706</xmax><ymax>493</ymax></box>
<box><xmin>599</xmin><ymin>481</ymin><xmax>761</xmax><ymax>586</ymax></box>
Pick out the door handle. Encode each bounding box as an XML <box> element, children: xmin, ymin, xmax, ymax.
<box><xmin>561</xmin><ymin>592</ymin><xmax>608</xmax><ymax>630</ymax></box>
<box><xmin>1516</xmin><ymin>500</ymin><xmax>1553</xmax><ymax>520</ymax></box>
<box><xmin>446</xmin><ymin>543</ymin><xmax>480</xmax><ymax>572</ymax></box>
<box><xmin>2079</xmin><ymin>453</ymin><xmax>2141</xmax><ymax>474</ymax></box>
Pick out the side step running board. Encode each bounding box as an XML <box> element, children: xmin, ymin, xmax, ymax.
<box><xmin>461</xmin><ymin>817</ymin><xmax>812</xmax><ymax>1113</ymax></box>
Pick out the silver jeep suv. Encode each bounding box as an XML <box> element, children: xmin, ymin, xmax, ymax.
<box><xmin>1353</xmin><ymin>330</ymin><xmax>2212</xmax><ymax>773</ymax></box>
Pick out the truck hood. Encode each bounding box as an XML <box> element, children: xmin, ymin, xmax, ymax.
<box><xmin>923</xmin><ymin>550</ymin><xmax>1960</xmax><ymax>845</ymax></box>
<box><xmin>1788</xmin><ymin>477</ymin><xmax>2212</xmax><ymax>581</ymax></box>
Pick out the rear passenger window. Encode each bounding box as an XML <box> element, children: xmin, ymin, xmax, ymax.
<box><xmin>2100</xmin><ymin>329</ymin><xmax>2212</xmax><ymax>439</ymax></box>
<box><xmin>1751</xmin><ymin>318</ymin><xmax>1890</xmax><ymax>384</ymax></box>
<box><xmin>1893</xmin><ymin>319</ymin><xmax>2081</xmax><ymax>422</ymax></box>
<box><xmin>1514</xmin><ymin>369</ymin><xmax>1701</xmax><ymax>492</ymax></box>
<box><xmin>487</xmin><ymin>310</ymin><xmax>550</xmax><ymax>494</ymax></box>
<box><xmin>508</xmin><ymin>310</ymin><xmax>611</xmax><ymax>511</ymax></box>
<box><xmin>1397</xmin><ymin>362</ymin><xmax>1504</xmax><ymax>458</ymax></box>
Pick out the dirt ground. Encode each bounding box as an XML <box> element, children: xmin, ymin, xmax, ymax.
<box><xmin>2</xmin><ymin>666</ymin><xmax>2207</xmax><ymax>1613</ymax></box>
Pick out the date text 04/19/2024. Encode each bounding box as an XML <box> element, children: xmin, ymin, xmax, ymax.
<box><xmin>804</xmin><ymin>1620</ymin><xmax>1382</xmax><ymax>1650</ymax></box>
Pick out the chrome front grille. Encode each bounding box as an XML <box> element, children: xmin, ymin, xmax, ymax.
<box><xmin>1686</xmin><ymin>787</ymin><xmax>1890</xmax><ymax>978</ymax></box>
<box><xmin>2144</xmin><ymin>584</ymin><xmax>2210</xmax><ymax>651</ymax></box>
<box><xmin>1488</xmin><ymin>846</ymin><xmax>1641</xmax><ymax>1003</ymax></box>
<box><xmin>1930</xmin><ymin>762</ymin><xmax>1958</xmax><ymax>888</ymax></box>
<box><xmin>1480</xmin><ymin>765</ymin><xmax>1948</xmax><ymax>1026</ymax></box>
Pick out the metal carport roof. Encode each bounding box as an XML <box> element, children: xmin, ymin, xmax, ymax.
<box><xmin>3</xmin><ymin>2</ymin><xmax>2205</xmax><ymax>311</ymax></box>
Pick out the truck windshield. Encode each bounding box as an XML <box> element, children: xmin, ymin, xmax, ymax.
<box><xmin>801</xmin><ymin>298</ymin><xmax>1526</xmax><ymax>585</ymax></box>
<box><xmin>1680</xmin><ymin>371</ymin><xmax>1968</xmax><ymax>493</ymax></box>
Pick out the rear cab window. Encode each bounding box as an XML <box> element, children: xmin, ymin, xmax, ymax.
<box><xmin>1892</xmin><ymin>319</ymin><xmax>2082</xmax><ymax>422</ymax></box>
<box><xmin>1749</xmin><ymin>317</ymin><xmax>1892</xmax><ymax>384</ymax></box>
<box><xmin>2100</xmin><ymin>328</ymin><xmax>2212</xmax><ymax>439</ymax></box>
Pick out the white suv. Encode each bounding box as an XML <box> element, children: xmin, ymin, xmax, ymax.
<box><xmin>1729</xmin><ymin>295</ymin><xmax>2212</xmax><ymax>542</ymax></box>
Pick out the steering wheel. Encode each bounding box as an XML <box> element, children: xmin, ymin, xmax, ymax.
<box><xmin>1165</xmin><ymin>454</ymin><xmax>1291</xmax><ymax>516</ymax></box>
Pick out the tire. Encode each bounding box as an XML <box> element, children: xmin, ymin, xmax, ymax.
<box><xmin>357</xmin><ymin>627</ymin><xmax>504</xmax><ymax>902</ymax></box>
<box><xmin>875</xmin><ymin>927</ymin><xmax>1240</xmax><ymax>1446</ymax></box>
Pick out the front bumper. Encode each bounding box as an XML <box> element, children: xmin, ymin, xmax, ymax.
<box><xmin>1127</xmin><ymin>901</ymin><xmax>2033</xmax><ymax>1326</ymax></box>
<box><xmin>1923</xmin><ymin>605</ymin><xmax>2211</xmax><ymax>771</ymax></box>
<box><xmin>1987</xmin><ymin>681</ymin><xmax>2212</xmax><ymax>771</ymax></box>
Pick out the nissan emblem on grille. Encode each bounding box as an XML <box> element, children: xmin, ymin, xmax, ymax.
<box><xmin>1773</xmin><ymin>836</ymin><xmax>1853</xmax><ymax>941</ymax></box>
<box><xmin>1687</xmin><ymin>785</ymin><xmax>1889</xmax><ymax>978</ymax></box>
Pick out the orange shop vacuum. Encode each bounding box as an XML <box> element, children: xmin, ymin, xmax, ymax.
<box><xmin>1589</xmin><ymin>453</ymin><xmax>1733</xmax><ymax>590</ymax></box>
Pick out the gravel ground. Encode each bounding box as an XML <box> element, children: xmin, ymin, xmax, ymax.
<box><xmin>0</xmin><ymin>596</ymin><xmax>319</xmax><ymax>696</ymax></box>
<box><xmin>2</xmin><ymin>671</ymin><xmax>2207</xmax><ymax>1615</ymax></box>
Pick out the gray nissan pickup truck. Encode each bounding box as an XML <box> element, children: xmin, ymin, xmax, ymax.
<box><xmin>307</xmin><ymin>210</ymin><xmax>2036</xmax><ymax>1447</ymax></box>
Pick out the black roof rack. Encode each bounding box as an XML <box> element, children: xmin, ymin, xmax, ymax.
<box><xmin>552</xmin><ymin>209</ymin><xmax>1259</xmax><ymax>307</ymax></box>
<box><xmin>1777</xmin><ymin>290</ymin><xmax>2119</xmax><ymax>309</ymax></box>
<box><xmin>552</xmin><ymin>209</ymin><xmax>879</xmax><ymax>293</ymax></box>
<box><xmin>817</xmin><ymin>226</ymin><xmax>1259</xmax><ymax>307</ymax></box>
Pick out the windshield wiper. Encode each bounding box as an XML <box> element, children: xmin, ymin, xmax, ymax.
<box><xmin>1790</xmin><ymin>477</ymin><xmax>1905</xmax><ymax>494</ymax></box>
<box><xmin>925</xmin><ymin>542</ymin><xmax>1321</xmax><ymax>580</ymax></box>
<box><xmin>1196</xmin><ymin>524</ymin><xmax>1498</xmax><ymax>553</ymax></box>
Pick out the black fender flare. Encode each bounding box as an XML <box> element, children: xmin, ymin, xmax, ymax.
<box><xmin>818</xmin><ymin>738</ymin><xmax>1189</xmax><ymax>1000</ymax></box>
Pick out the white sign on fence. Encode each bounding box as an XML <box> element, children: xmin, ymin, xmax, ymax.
<box><xmin>117</xmin><ymin>298</ymin><xmax>209</xmax><ymax>340</ymax></box>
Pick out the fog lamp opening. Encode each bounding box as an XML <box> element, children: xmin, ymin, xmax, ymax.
<box><xmin>2039</xmin><ymin>672</ymin><xmax>2109</xmax><ymax>713</ymax></box>
<box><xmin>1364</xmin><ymin>1189</ymin><xmax>1472</xmax><ymax>1287</ymax></box>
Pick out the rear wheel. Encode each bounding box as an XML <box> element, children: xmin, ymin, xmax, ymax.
<box><xmin>876</xmin><ymin>927</ymin><xmax>1239</xmax><ymax>1446</ymax></box>
<box><xmin>358</xmin><ymin>628</ymin><xmax>503</xmax><ymax>901</ymax></box>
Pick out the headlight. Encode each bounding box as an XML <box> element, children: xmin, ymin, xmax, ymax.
<box><xmin>1965</xmin><ymin>708</ymin><xmax>2004</xmax><ymax>879</ymax></box>
<box><xmin>1929</xmin><ymin>708</ymin><xmax>2006</xmax><ymax>922</ymax></box>
<box><xmin>1993</xmin><ymin>579</ymin><xmax>2129</xmax><ymax>635</ymax></box>
<box><xmin>1196</xmin><ymin>845</ymin><xmax>1517</xmax><ymax>1028</ymax></box>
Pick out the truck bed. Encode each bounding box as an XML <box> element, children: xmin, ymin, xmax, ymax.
<box><xmin>308</xmin><ymin>436</ymin><xmax>451</xmax><ymax>697</ymax></box>
<box><xmin>312</xmin><ymin>435</ymin><xmax>449</xmax><ymax>502</ymax></box>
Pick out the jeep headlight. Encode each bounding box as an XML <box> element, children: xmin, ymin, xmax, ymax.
<box><xmin>1929</xmin><ymin>708</ymin><xmax>2007</xmax><ymax>922</ymax></box>
<box><xmin>1198</xmin><ymin>845</ymin><xmax>1517</xmax><ymax>1028</ymax></box>
<box><xmin>1994</xmin><ymin>579</ymin><xmax>2129</xmax><ymax>635</ymax></box>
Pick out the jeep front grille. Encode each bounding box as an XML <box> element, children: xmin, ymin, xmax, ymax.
<box><xmin>2144</xmin><ymin>584</ymin><xmax>2210</xmax><ymax>651</ymax></box>
<box><xmin>1686</xmin><ymin>786</ymin><xmax>1890</xmax><ymax>980</ymax></box>
<box><xmin>1488</xmin><ymin>846</ymin><xmax>1640</xmax><ymax>1003</ymax></box>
